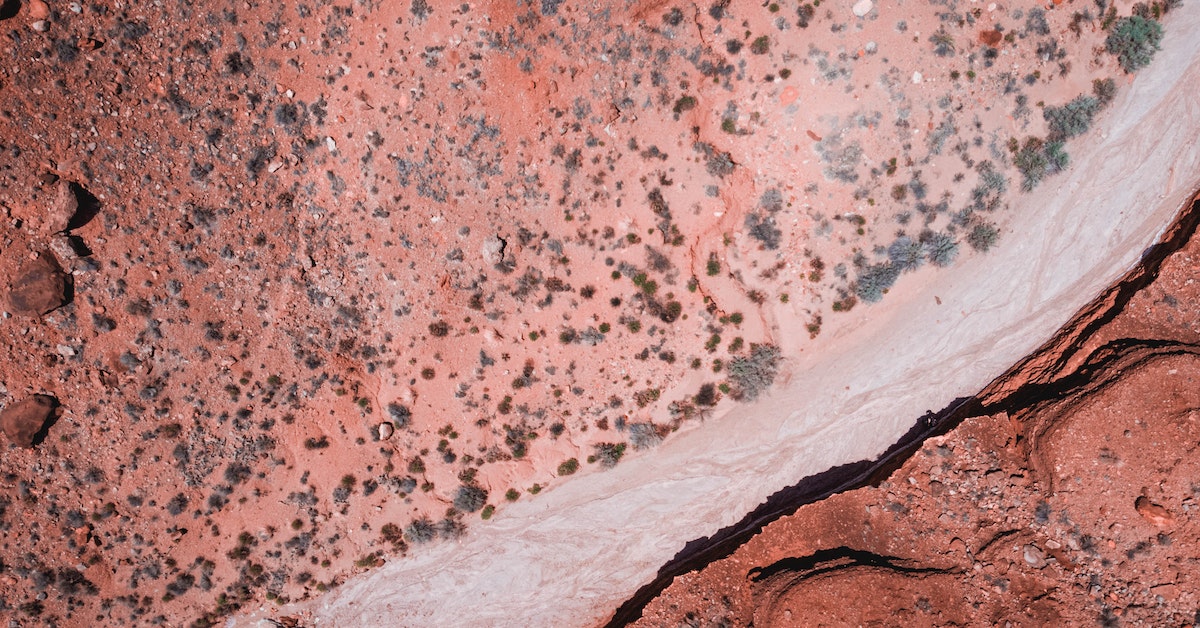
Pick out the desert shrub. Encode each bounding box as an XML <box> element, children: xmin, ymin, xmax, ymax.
<box><xmin>1014</xmin><ymin>137</ymin><xmax>1050</xmax><ymax>191</ymax></box>
<box><xmin>727</xmin><ymin>344</ymin><xmax>781</xmax><ymax>400</ymax></box>
<box><xmin>673</xmin><ymin>95</ymin><xmax>697</xmax><ymax>115</ymax></box>
<box><xmin>968</xmin><ymin>223</ymin><xmax>1000</xmax><ymax>251</ymax></box>
<box><xmin>908</xmin><ymin>177</ymin><xmax>928</xmax><ymax>201</ymax></box>
<box><xmin>628</xmin><ymin>422</ymin><xmax>663</xmax><ymax>450</ymax></box>
<box><xmin>380</xmin><ymin>523</ymin><xmax>404</xmax><ymax>545</ymax></box>
<box><xmin>387</xmin><ymin>402</ymin><xmax>411</xmax><ymax>429</ymax></box>
<box><xmin>1044</xmin><ymin>95</ymin><xmax>1101</xmax><ymax>140</ymax></box>
<box><xmin>438</xmin><ymin>518</ymin><xmax>466</xmax><ymax>539</ymax></box>
<box><xmin>453</xmin><ymin>485</ymin><xmax>488</xmax><ymax>513</ymax></box>
<box><xmin>1044</xmin><ymin>140</ymin><xmax>1070</xmax><ymax>174</ymax></box>
<box><xmin>929</xmin><ymin>30</ymin><xmax>955</xmax><ymax>56</ymax></box>
<box><xmin>405</xmin><ymin>517</ymin><xmax>436</xmax><ymax>544</ymax></box>
<box><xmin>706</xmin><ymin>253</ymin><xmax>721</xmax><ymax>276</ymax></box>
<box><xmin>887</xmin><ymin>236</ymin><xmax>925</xmax><ymax>272</ymax></box>
<box><xmin>922</xmin><ymin>231</ymin><xmax>959</xmax><ymax>267</ymax></box>
<box><xmin>745</xmin><ymin>213</ymin><xmax>782</xmax><ymax>249</ymax></box>
<box><xmin>854</xmin><ymin>263</ymin><xmax>900</xmax><ymax>303</ymax></box>
<box><xmin>557</xmin><ymin>458</ymin><xmax>579</xmax><ymax>475</ymax></box>
<box><xmin>970</xmin><ymin>161</ymin><xmax>1008</xmax><ymax>211</ymax></box>
<box><xmin>591</xmin><ymin>442</ymin><xmax>627</xmax><ymax>467</ymax></box>
<box><xmin>821</xmin><ymin>141</ymin><xmax>862</xmax><ymax>183</ymax></box>
<box><xmin>303</xmin><ymin>436</ymin><xmax>330</xmax><ymax>450</ymax></box>
<box><xmin>1026</xmin><ymin>7</ymin><xmax>1051</xmax><ymax>35</ymax></box>
<box><xmin>759</xmin><ymin>188</ymin><xmax>784</xmax><ymax>212</ymax></box>
<box><xmin>1092</xmin><ymin>77</ymin><xmax>1118</xmax><ymax>106</ymax></box>
<box><xmin>1106</xmin><ymin>16</ymin><xmax>1162</xmax><ymax>73</ymax></box>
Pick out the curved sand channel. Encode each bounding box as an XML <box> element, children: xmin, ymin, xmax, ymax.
<box><xmin>245</xmin><ymin>6</ymin><xmax>1200</xmax><ymax>626</ymax></box>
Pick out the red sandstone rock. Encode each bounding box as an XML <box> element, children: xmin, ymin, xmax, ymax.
<box><xmin>7</xmin><ymin>250</ymin><xmax>67</xmax><ymax>316</ymax></box>
<box><xmin>0</xmin><ymin>394</ymin><xmax>57</xmax><ymax>447</ymax></box>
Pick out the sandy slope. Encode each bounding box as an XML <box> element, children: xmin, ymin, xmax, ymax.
<box><xmin>242</xmin><ymin>5</ymin><xmax>1200</xmax><ymax>626</ymax></box>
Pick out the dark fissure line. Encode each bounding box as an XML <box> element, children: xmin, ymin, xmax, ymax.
<box><xmin>748</xmin><ymin>546</ymin><xmax>958</xmax><ymax>584</ymax></box>
<box><xmin>604</xmin><ymin>194</ymin><xmax>1200</xmax><ymax>627</ymax></box>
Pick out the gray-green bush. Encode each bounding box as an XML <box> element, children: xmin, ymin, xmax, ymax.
<box><xmin>1106</xmin><ymin>16</ymin><xmax>1163</xmax><ymax>73</ymax></box>
<box><xmin>727</xmin><ymin>344</ymin><xmax>782</xmax><ymax>400</ymax></box>
<box><xmin>888</xmin><ymin>236</ymin><xmax>925</xmax><ymax>272</ymax></box>
<box><xmin>1044</xmin><ymin>95</ymin><xmax>1100</xmax><ymax>140</ymax></box>
<box><xmin>745</xmin><ymin>212</ymin><xmax>782</xmax><ymax>249</ymax></box>
<box><xmin>922</xmin><ymin>231</ymin><xmax>959</xmax><ymax>267</ymax></box>
<box><xmin>855</xmin><ymin>262</ymin><xmax>900</xmax><ymax>303</ymax></box>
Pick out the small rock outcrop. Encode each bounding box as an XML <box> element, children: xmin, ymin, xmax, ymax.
<box><xmin>7</xmin><ymin>250</ymin><xmax>69</xmax><ymax>316</ymax></box>
<box><xmin>0</xmin><ymin>394</ymin><xmax>59</xmax><ymax>448</ymax></box>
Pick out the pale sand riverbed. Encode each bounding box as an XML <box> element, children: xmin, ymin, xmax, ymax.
<box><xmin>238</xmin><ymin>4</ymin><xmax>1200</xmax><ymax>626</ymax></box>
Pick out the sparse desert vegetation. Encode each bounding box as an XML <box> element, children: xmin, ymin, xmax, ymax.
<box><xmin>0</xmin><ymin>0</ymin><xmax>1181</xmax><ymax>624</ymax></box>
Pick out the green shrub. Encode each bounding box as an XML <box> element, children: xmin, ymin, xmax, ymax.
<box><xmin>727</xmin><ymin>344</ymin><xmax>781</xmax><ymax>400</ymax></box>
<box><xmin>1092</xmin><ymin>77</ymin><xmax>1118</xmax><ymax>106</ymax></box>
<box><xmin>1043</xmin><ymin>95</ymin><xmax>1100</xmax><ymax>140</ymax></box>
<box><xmin>1044</xmin><ymin>140</ymin><xmax>1069</xmax><ymax>174</ymax></box>
<box><xmin>921</xmin><ymin>231</ymin><xmax>959</xmax><ymax>267</ymax></box>
<box><xmin>673</xmin><ymin>95</ymin><xmax>698</xmax><ymax>115</ymax></box>
<box><xmin>1106</xmin><ymin>16</ymin><xmax>1162</xmax><ymax>73</ymax></box>
<box><xmin>1014</xmin><ymin>137</ymin><xmax>1050</xmax><ymax>191</ymax></box>
<box><xmin>557</xmin><ymin>458</ymin><xmax>579</xmax><ymax>476</ymax></box>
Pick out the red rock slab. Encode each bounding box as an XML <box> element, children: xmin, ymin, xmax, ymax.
<box><xmin>0</xmin><ymin>394</ymin><xmax>58</xmax><ymax>448</ymax></box>
<box><xmin>7</xmin><ymin>250</ymin><xmax>68</xmax><ymax>316</ymax></box>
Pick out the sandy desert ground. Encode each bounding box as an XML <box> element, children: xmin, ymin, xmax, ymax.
<box><xmin>270</xmin><ymin>1</ymin><xmax>1200</xmax><ymax>627</ymax></box>
<box><xmin>0</xmin><ymin>0</ymin><xmax>1195</xmax><ymax>626</ymax></box>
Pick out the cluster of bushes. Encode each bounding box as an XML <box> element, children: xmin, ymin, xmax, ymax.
<box><xmin>1008</xmin><ymin>11</ymin><xmax>1162</xmax><ymax>195</ymax></box>
<box><xmin>854</xmin><ymin>231</ymin><xmax>959</xmax><ymax>303</ymax></box>
<box><xmin>1043</xmin><ymin>95</ymin><xmax>1102</xmax><ymax>140</ymax></box>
